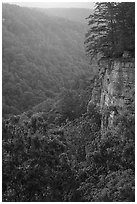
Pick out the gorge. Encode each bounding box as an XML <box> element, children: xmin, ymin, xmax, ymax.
<box><xmin>2</xmin><ymin>2</ymin><xmax>135</xmax><ymax>202</ymax></box>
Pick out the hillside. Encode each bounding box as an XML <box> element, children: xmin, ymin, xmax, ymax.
<box><xmin>37</xmin><ymin>8</ymin><xmax>93</xmax><ymax>23</ymax></box>
<box><xmin>2</xmin><ymin>3</ymin><xmax>135</xmax><ymax>202</ymax></box>
<box><xmin>2</xmin><ymin>4</ymin><xmax>94</xmax><ymax>117</ymax></box>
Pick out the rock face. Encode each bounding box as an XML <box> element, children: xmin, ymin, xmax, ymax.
<box><xmin>88</xmin><ymin>57</ymin><xmax>135</xmax><ymax>129</ymax></box>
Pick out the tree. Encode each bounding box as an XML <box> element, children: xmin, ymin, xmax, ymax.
<box><xmin>2</xmin><ymin>3</ymin><xmax>92</xmax><ymax>116</ymax></box>
<box><xmin>85</xmin><ymin>2</ymin><xmax>135</xmax><ymax>59</ymax></box>
<box><xmin>55</xmin><ymin>89</ymin><xmax>81</xmax><ymax>122</ymax></box>
<box><xmin>2</xmin><ymin>114</ymin><xmax>76</xmax><ymax>202</ymax></box>
<box><xmin>115</xmin><ymin>2</ymin><xmax>135</xmax><ymax>54</ymax></box>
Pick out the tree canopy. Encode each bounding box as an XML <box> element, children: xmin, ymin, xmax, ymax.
<box><xmin>2</xmin><ymin>3</ymin><xmax>135</xmax><ymax>202</ymax></box>
<box><xmin>2</xmin><ymin>4</ymin><xmax>93</xmax><ymax>117</ymax></box>
<box><xmin>85</xmin><ymin>2</ymin><xmax>135</xmax><ymax>59</ymax></box>
<box><xmin>3</xmin><ymin>88</ymin><xmax>135</xmax><ymax>201</ymax></box>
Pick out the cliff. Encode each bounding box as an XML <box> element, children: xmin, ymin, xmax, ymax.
<box><xmin>88</xmin><ymin>57</ymin><xmax>135</xmax><ymax>129</ymax></box>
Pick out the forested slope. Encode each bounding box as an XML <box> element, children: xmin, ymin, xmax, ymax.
<box><xmin>2</xmin><ymin>2</ymin><xmax>135</xmax><ymax>202</ymax></box>
<box><xmin>2</xmin><ymin>88</ymin><xmax>135</xmax><ymax>202</ymax></box>
<box><xmin>38</xmin><ymin>8</ymin><xmax>92</xmax><ymax>23</ymax></box>
<box><xmin>2</xmin><ymin>4</ymin><xmax>93</xmax><ymax>117</ymax></box>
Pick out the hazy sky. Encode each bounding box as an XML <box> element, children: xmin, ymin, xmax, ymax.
<box><xmin>9</xmin><ymin>2</ymin><xmax>95</xmax><ymax>9</ymax></box>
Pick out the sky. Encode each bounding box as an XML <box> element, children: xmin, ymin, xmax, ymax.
<box><xmin>6</xmin><ymin>2</ymin><xmax>95</xmax><ymax>9</ymax></box>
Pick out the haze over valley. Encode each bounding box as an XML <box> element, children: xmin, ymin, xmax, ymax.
<box><xmin>2</xmin><ymin>3</ymin><xmax>135</xmax><ymax>202</ymax></box>
<box><xmin>2</xmin><ymin>3</ymin><xmax>94</xmax><ymax>117</ymax></box>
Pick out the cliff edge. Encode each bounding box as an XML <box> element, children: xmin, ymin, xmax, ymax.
<box><xmin>88</xmin><ymin>56</ymin><xmax>135</xmax><ymax>130</ymax></box>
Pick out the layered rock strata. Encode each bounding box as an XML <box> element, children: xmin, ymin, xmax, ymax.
<box><xmin>88</xmin><ymin>57</ymin><xmax>135</xmax><ymax>129</ymax></box>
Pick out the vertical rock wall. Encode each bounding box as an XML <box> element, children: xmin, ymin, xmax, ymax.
<box><xmin>101</xmin><ymin>59</ymin><xmax>135</xmax><ymax>107</ymax></box>
<box><xmin>101</xmin><ymin>58</ymin><xmax>135</xmax><ymax>128</ymax></box>
<box><xmin>88</xmin><ymin>58</ymin><xmax>135</xmax><ymax>129</ymax></box>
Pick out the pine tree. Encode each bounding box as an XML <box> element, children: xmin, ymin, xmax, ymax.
<box><xmin>85</xmin><ymin>2</ymin><xmax>135</xmax><ymax>60</ymax></box>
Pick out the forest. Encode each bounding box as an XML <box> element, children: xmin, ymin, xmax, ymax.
<box><xmin>2</xmin><ymin>2</ymin><xmax>135</xmax><ymax>202</ymax></box>
<box><xmin>2</xmin><ymin>3</ymin><xmax>94</xmax><ymax>117</ymax></box>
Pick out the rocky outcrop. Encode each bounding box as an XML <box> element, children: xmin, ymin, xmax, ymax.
<box><xmin>88</xmin><ymin>57</ymin><xmax>135</xmax><ymax>129</ymax></box>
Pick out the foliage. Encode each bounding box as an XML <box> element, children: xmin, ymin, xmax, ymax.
<box><xmin>2</xmin><ymin>3</ymin><xmax>93</xmax><ymax>117</ymax></box>
<box><xmin>54</xmin><ymin>88</ymin><xmax>91</xmax><ymax>123</ymax></box>
<box><xmin>77</xmin><ymin>102</ymin><xmax>135</xmax><ymax>202</ymax></box>
<box><xmin>3</xmin><ymin>98</ymin><xmax>134</xmax><ymax>201</ymax></box>
<box><xmin>2</xmin><ymin>114</ymin><xmax>77</xmax><ymax>201</ymax></box>
<box><xmin>2</xmin><ymin>3</ymin><xmax>135</xmax><ymax>202</ymax></box>
<box><xmin>85</xmin><ymin>2</ymin><xmax>135</xmax><ymax>59</ymax></box>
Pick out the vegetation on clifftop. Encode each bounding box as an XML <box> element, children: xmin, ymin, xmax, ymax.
<box><xmin>85</xmin><ymin>2</ymin><xmax>135</xmax><ymax>59</ymax></box>
<box><xmin>2</xmin><ymin>2</ymin><xmax>135</xmax><ymax>202</ymax></box>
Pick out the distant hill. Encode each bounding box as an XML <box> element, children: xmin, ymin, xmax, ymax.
<box><xmin>2</xmin><ymin>4</ymin><xmax>94</xmax><ymax>117</ymax></box>
<box><xmin>37</xmin><ymin>8</ymin><xmax>93</xmax><ymax>24</ymax></box>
